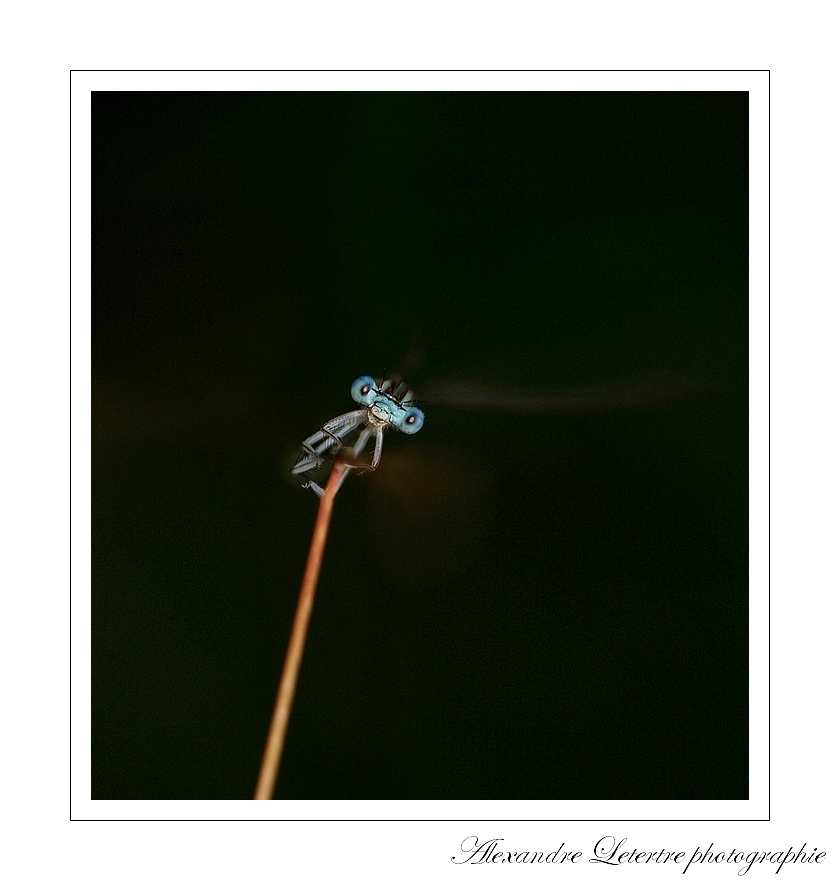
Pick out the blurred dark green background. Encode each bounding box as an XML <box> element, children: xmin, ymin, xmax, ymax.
<box><xmin>92</xmin><ymin>91</ymin><xmax>748</xmax><ymax>800</ymax></box>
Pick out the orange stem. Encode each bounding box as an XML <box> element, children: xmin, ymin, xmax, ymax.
<box><xmin>253</xmin><ymin>460</ymin><xmax>347</xmax><ymax>800</ymax></box>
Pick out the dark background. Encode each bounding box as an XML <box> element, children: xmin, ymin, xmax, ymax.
<box><xmin>91</xmin><ymin>91</ymin><xmax>748</xmax><ymax>800</ymax></box>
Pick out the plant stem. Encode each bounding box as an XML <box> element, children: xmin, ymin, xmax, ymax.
<box><xmin>253</xmin><ymin>460</ymin><xmax>347</xmax><ymax>800</ymax></box>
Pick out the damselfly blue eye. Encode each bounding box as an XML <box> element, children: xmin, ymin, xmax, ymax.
<box><xmin>350</xmin><ymin>375</ymin><xmax>377</xmax><ymax>405</ymax></box>
<box><xmin>397</xmin><ymin>407</ymin><xmax>424</xmax><ymax>434</ymax></box>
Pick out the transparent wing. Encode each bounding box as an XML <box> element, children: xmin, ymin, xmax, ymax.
<box><xmin>416</xmin><ymin>373</ymin><xmax>706</xmax><ymax>413</ymax></box>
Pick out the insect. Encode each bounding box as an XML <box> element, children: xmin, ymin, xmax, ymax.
<box><xmin>291</xmin><ymin>375</ymin><xmax>425</xmax><ymax>496</ymax></box>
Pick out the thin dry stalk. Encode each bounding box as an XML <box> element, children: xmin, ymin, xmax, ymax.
<box><xmin>253</xmin><ymin>459</ymin><xmax>348</xmax><ymax>800</ymax></box>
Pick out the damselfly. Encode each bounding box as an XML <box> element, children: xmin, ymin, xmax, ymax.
<box><xmin>291</xmin><ymin>375</ymin><xmax>424</xmax><ymax>497</ymax></box>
